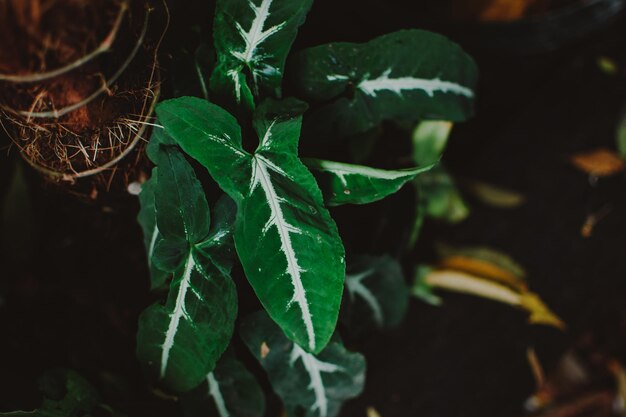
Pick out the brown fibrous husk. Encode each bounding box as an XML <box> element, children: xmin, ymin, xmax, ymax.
<box><xmin>0</xmin><ymin>0</ymin><xmax>165</xmax><ymax>198</ymax></box>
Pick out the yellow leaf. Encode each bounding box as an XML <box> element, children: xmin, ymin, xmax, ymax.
<box><xmin>570</xmin><ymin>148</ymin><xmax>624</xmax><ymax>177</ymax></box>
<box><xmin>424</xmin><ymin>270</ymin><xmax>565</xmax><ymax>330</ymax></box>
<box><xmin>438</xmin><ymin>255</ymin><xmax>527</xmax><ymax>291</ymax></box>
<box><xmin>464</xmin><ymin>180</ymin><xmax>526</xmax><ymax>208</ymax></box>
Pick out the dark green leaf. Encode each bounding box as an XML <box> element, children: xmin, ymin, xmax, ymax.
<box><xmin>294</xmin><ymin>29</ymin><xmax>477</xmax><ymax>137</ymax></box>
<box><xmin>137</xmin><ymin>170</ymin><xmax>170</xmax><ymax>290</ymax></box>
<box><xmin>211</xmin><ymin>0</ymin><xmax>313</xmax><ymax>109</ymax></box>
<box><xmin>137</xmin><ymin>149</ymin><xmax>238</xmax><ymax>392</ymax></box>
<box><xmin>156</xmin><ymin>147</ymin><xmax>211</xmax><ymax>244</ymax></box>
<box><xmin>241</xmin><ymin>312</ymin><xmax>366</xmax><ymax>417</ymax></box>
<box><xmin>182</xmin><ymin>350</ymin><xmax>265</xmax><ymax>417</ymax></box>
<box><xmin>344</xmin><ymin>255</ymin><xmax>409</xmax><ymax>329</ymax></box>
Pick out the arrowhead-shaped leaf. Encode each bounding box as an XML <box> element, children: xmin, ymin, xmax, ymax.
<box><xmin>156</xmin><ymin>97</ymin><xmax>345</xmax><ymax>354</ymax></box>
<box><xmin>343</xmin><ymin>255</ymin><xmax>409</xmax><ymax>330</ymax></box>
<box><xmin>211</xmin><ymin>0</ymin><xmax>313</xmax><ymax>109</ymax></box>
<box><xmin>136</xmin><ymin>147</ymin><xmax>238</xmax><ymax>393</ymax></box>
<box><xmin>304</xmin><ymin>158</ymin><xmax>435</xmax><ymax>206</ymax></box>
<box><xmin>240</xmin><ymin>312</ymin><xmax>366</xmax><ymax>417</ymax></box>
<box><xmin>294</xmin><ymin>29</ymin><xmax>478</xmax><ymax>137</ymax></box>
<box><xmin>181</xmin><ymin>350</ymin><xmax>266</xmax><ymax>417</ymax></box>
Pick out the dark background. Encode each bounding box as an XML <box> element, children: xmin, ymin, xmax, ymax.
<box><xmin>1</xmin><ymin>0</ymin><xmax>626</xmax><ymax>416</ymax></box>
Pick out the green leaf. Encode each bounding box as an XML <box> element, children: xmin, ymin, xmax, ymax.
<box><xmin>304</xmin><ymin>158</ymin><xmax>435</xmax><ymax>206</ymax></box>
<box><xmin>240</xmin><ymin>312</ymin><xmax>366</xmax><ymax>417</ymax></box>
<box><xmin>137</xmin><ymin>169</ymin><xmax>170</xmax><ymax>290</ymax></box>
<box><xmin>411</xmin><ymin>266</ymin><xmax>442</xmax><ymax>306</ymax></box>
<box><xmin>412</xmin><ymin>121</ymin><xmax>453</xmax><ymax>166</ymax></box>
<box><xmin>0</xmin><ymin>369</ymin><xmax>123</xmax><ymax>417</ymax></box>
<box><xmin>417</xmin><ymin>165</ymin><xmax>469</xmax><ymax>223</ymax></box>
<box><xmin>211</xmin><ymin>0</ymin><xmax>313</xmax><ymax>109</ymax></box>
<box><xmin>156</xmin><ymin>147</ymin><xmax>211</xmax><ymax>244</ymax></box>
<box><xmin>344</xmin><ymin>255</ymin><xmax>409</xmax><ymax>329</ymax></box>
<box><xmin>137</xmin><ymin>148</ymin><xmax>238</xmax><ymax>393</ymax></box>
<box><xmin>294</xmin><ymin>29</ymin><xmax>478</xmax><ymax>137</ymax></box>
<box><xmin>181</xmin><ymin>350</ymin><xmax>265</xmax><ymax>417</ymax></box>
<box><xmin>157</xmin><ymin>97</ymin><xmax>346</xmax><ymax>354</ymax></box>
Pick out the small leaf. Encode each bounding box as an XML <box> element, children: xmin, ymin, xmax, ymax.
<box><xmin>569</xmin><ymin>148</ymin><xmax>624</xmax><ymax>177</ymax></box>
<box><xmin>157</xmin><ymin>97</ymin><xmax>346</xmax><ymax>354</ymax></box>
<box><xmin>240</xmin><ymin>312</ymin><xmax>366</xmax><ymax>417</ymax></box>
<box><xmin>411</xmin><ymin>266</ymin><xmax>443</xmax><ymax>306</ymax></box>
<box><xmin>464</xmin><ymin>180</ymin><xmax>525</xmax><ymax>208</ymax></box>
<box><xmin>211</xmin><ymin>0</ymin><xmax>313</xmax><ymax>109</ymax></box>
<box><xmin>294</xmin><ymin>29</ymin><xmax>477</xmax><ymax>137</ymax></box>
<box><xmin>597</xmin><ymin>56</ymin><xmax>619</xmax><ymax>75</ymax></box>
<box><xmin>417</xmin><ymin>165</ymin><xmax>469</xmax><ymax>223</ymax></box>
<box><xmin>412</xmin><ymin>121</ymin><xmax>453</xmax><ymax>166</ymax></box>
<box><xmin>344</xmin><ymin>255</ymin><xmax>409</xmax><ymax>329</ymax></box>
<box><xmin>304</xmin><ymin>158</ymin><xmax>434</xmax><ymax>206</ymax></box>
<box><xmin>435</xmin><ymin>244</ymin><xmax>527</xmax><ymax>288</ymax></box>
<box><xmin>414</xmin><ymin>269</ymin><xmax>565</xmax><ymax>329</ymax></box>
<box><xmin>0</xmin><ymin>369</ymin><xmax>122</xmax><ymax>417</ymax></box>
<box><xmin>182</xmin><ymin>350</ymin><xmax>265</xmax><ymax>417</ymax></box>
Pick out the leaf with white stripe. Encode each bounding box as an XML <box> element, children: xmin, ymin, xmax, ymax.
<box><xmin>137</xmin><ymin>169</ymin><xmax>170</xmax><ymax>290</ymax></box>
<box><xmin>157</xmin><ymin>97</ymin><xmax>345</xmax><ymax>354</ymax></box>
<box><xmin>181</xmin><ymin>351</ymin><xmax>265</xmax><ymax>417</ymax></box>
<box><xmin>241</xmin><ymin>312</ymin><xmax>365</xmax><ymax>417</ymax></box>
<box><xmin>343</xmin><ymin>255</ymin><xmax>409</xmax><ymax>331</ymax></box>
<box><xmin>294</xmin><ymin>29</ymin><xmax>478</xmax><ymax>137</ymax></box>
<box><xmin>136</xmin><ymin>149</ymin><xmax>238</xmax><ymax>393</ymax></box>
<box><xmin>304</xmin><ymin>158</ymin><xmax>435</xmax><ymax>206</ymax></box>
<box><xmin>211</xmin><ymin>0</ymin><xmax>312</xmax><ymax>110</ymax></box>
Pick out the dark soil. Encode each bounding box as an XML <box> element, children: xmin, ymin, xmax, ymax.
<box><xmin>1</xmin><ymin>1</ymin><xmax>626</xmax><ymax>417</ymax></box>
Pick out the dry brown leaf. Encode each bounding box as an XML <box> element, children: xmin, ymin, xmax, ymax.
<box><xmin>260</xmin><ymin>341</ymin><xmax>270</xmax><ymax>359</ymax></box>
<box><xmin>438</xmin><ymin>255</ymin><xmax>528</xmax><ymax>291</ymax></box>
<box><xmin>569</xmin><ymin>148</ymin><xmax>624</xmax><ymax>177</ymax></box>
<box><xmin>366</xmin><ymin>407</ymin><xmax>382</xmax><ymax>417</ymax></box>
<box><xmin>464</xmin><ymin>180</ymin><xmax>526</xmax><ymax>208</ymax></box>
<box><xmin>480</xmin><ymin>0</ymin><xmax>537</xmax><ymax>21</ymax></box>
<box><xmin>424</xmin><ymin>270</ymin><xmax>565</xmax><ymax>330</ymax></box>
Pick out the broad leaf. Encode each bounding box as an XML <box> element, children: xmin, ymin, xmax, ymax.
<box><xmin>294</xmin><ymin>30</ymin><xmax>477</xmax><ymax>137</ymax></box>
<box><xmin>136</xmin><ymin>148</ymin><xmax>238</xmax><ymax>392</ymax></box>
<box><xmin>157</xmin><ymin>97</ymin><xmax>345</xmax><ymax>354</ymax></box>
<box><xmin>343</xmin><ymin>255</ymin><xmax>409</xmax><ymax>329</ymax></box>
<box><xmin>137</xmin><ymin>169</ymin><xmax>170</xmax><ymax>290</ymax></box>
<box><xmin>182</xmin><ymin>350</ymin><xmax>265</xmax><ymax>417</ymax></box>
<box><xmin>0</xmin><ymin>369</ymin><xmax>122</xmax><ymax>417</ymax></box>
<box><xmin>211</xmin><ymin>0</ymin><xmax>313</xmax><ymax>109</ymax></box>
<box><xmin>304</xmin><ymin>158</ymin><xmax>434</xmax><ymax>206</ymax></box>
<box><xmin>241</xmin><ymin>312</ymin><xmax>366</xmax><ymax>417</ymax></box>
